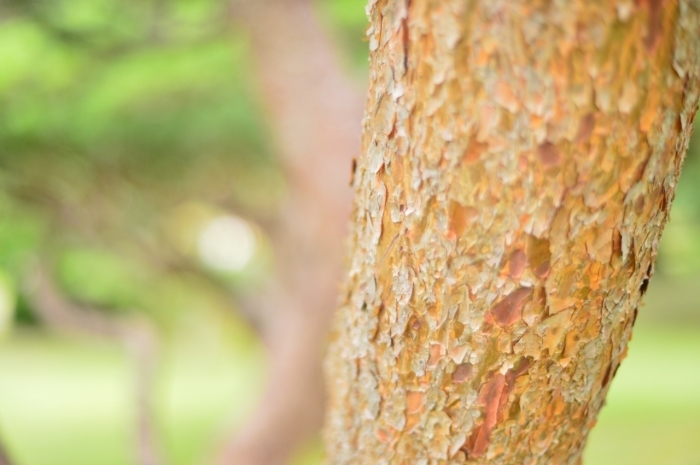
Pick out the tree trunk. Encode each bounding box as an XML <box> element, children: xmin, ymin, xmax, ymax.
<box><xmin>217</xmin><ymin>1</ymin><xmax>363</xmax><ymax>464</ymax></box>
<box><xmin>325</xmin><ymin>1</ymin><xmax>700</xmax><ymax>464</ymax></box>
<box><xmin>0</xmin><ymin>438</ymin><xmax>13</xmax><ymax>465</ymax></box>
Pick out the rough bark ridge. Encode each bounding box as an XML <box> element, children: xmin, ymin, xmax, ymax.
<box><xmin>325</xmin><ymin>1</ymin><xmax>700</xmax><ymax>464</ymax></box>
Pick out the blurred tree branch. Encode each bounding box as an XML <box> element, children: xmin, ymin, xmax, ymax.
<box><xmin>0</xmin><ymin>0</ymin><xmax>366</xmax><ymax>462</ymax></box>
<box><xmin>217</xmin><ymin>0</ymin><xmax>365</xmax><ymax>463</ymax></box>
<box><xmin>0</xmin><ymin>438</ymin><xmax>14</xmax><ymax>465</ymax></box>
<box><xmin>24</xmin><ymin>263</ymin><xmax>164</xmax><ymax>465</ymax></box>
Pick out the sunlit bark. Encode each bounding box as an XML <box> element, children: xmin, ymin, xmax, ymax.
<box><xmin>325</xmin><ymin>1</ymin><xmax>700</xmax><ymax>463</ymax></box>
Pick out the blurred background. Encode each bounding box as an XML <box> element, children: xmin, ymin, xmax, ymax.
<box><xmin>0</xmin><ymin>1</ymin><xmax>698</xmax><ymax>464</ymax></box>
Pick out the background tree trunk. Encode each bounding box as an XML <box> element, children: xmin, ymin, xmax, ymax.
<box><xmin>218</xmin><ymin>1</ymin><xmax>364</xmax><ymax>463</ymax></box>
<box><xmin>0</xmin><ymin>438</ymin><xmax>13</xmax><ymax>465</ymax></box>
<box><xmin>325</xmin><ymin>1</ymin><xmax>700</xmax><ymax>464</ymax></box>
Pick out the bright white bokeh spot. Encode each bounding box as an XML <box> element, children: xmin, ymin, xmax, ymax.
<box><xmin>197</xmin><ymin>215</ymin><xmax>256</xmax><ymax>272</ymax></box>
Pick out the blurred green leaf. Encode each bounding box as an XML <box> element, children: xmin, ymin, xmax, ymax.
<box><xmin>319</xmin><ymin>0</ymin><xmax>369</xmax><ymax>71</ymax></box>
<box><xmin>0</xmin><ymin>202</ymin><xmax>46</xmax><ymax>276</ymax></box>
<box><xmin>56</xmin><ymin>248</ymin><xmax>148</xmax><ymax>309</ymax></box>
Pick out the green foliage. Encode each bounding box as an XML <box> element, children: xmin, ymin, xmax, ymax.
<box><xmin>56</xmin><ymin>248</ymin><xmax>148</xmax><ymax>309</ymax></box>
<box><xmin>319</xmin><ymin>0</ymin><xmax>370</xmax><ymax>71</ymax></box>
<box><xmin>0</xmin><ymin>0</ymin><xmax>283</xmax><ymax>335</ymax></box>
<box><xmin>0</xmin><ymin>207</ymin><xmax>45</xmax><ymax>275</ymax></box>
<box><xmin>0</xmin><ymin>20</ymin><xmax>268</xmax><ymax>166</ymax></box>
<box><xmin>657</xmin><ymin>137</ymin><xmax>700</xmax><ymax>276</ymax></box>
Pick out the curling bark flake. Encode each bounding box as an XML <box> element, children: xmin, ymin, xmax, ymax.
<box><xmin>324</xmin><ymin>1</ymin><xmax>700</xmax><ymax>464</ymax></box>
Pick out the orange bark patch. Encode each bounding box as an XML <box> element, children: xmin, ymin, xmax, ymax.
<box><xmin>463</xmin><ymin>139</ymin><xmax>489</xmax><ymax>164</ymax></box>
<box><xmin>576</xmin><ymin>113</ymin><xmax>595</xmax><ymax>143</ymax></box>
<box><xmin>499</xmin><ymin>357</ymin><xmax>532</xmax><ymax>420</ymax></box>
<box><xmin>476</xmin><ymin>104</ymin><xmax>499</xmax><ymax>142</ymax></box>
<box><xmin>411</xmin><ymin>316</ymin><xmax>422</xmax><ymax>331</ymax></box>
<box><xmin>488</xmin><ymin>287</ymin><xmax>533</xmax><ymax>327</ymax></box>
<box><xmin>452</xmin><ymin>363</ymin><xmax>474</xmax><ymax>383</ymax></box>
<box><xmin>406</xmin><ymin>391</ymin><xmax>425</xmax><ymax>414</ymax></box>
<box><xmin>508</xmin><ymin>249</ymin><xmax>527</xmax><ymax>279</ymax></box>
<box><xmin>494</xmin><ymin>80</ymin><xmax>519</xmax><ymax>112</ymax></box>
<box><xmin>527</xmin><ymin>235</ymin><xmax>552</xmax><ymax>278</ymax></box>
<box><xmin>428</xmin><ymin>343</ymin><xmax>444</xmax><ymax>368</ymax></box>
<box><xmin>537</xmin><ymin>142</ymin><xmax>561</xmax><ymax>167</ymax></box>
<box><xmin>618</xmin><ymin>81</ymin><xmax>639</xmax><ymax>114</ymax></box>
<box><xmin>636</xmin><ymin>0</ymin><xmax>668</xmax><ymax>51</ymax></box>
<box><xmin>376</xmin><ymin>428</ymin><xmax>394</xmax><ymax>444</ymax></box>
<box><xmin>464</xmin><ymin>359</ymin><xmax>533</xmax><ymax>458</ymax></box>
<box><xmin>448</xmin><ymin>201</ymin><xmax>478</xmax><ymax>237</ymax></box>
<box><xmin>466</xmin><ymin>374</ymin><xmax>506</xmax><ymax>457</ymax></box>
<box><xmin>640</xmin><ymin>87</ymin><xmax>661</xmax><ymax>132</ymax></box>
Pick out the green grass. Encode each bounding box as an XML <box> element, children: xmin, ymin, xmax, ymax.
<box><xmin>0</xmin><ymin>308</ymin><xmax>699</xmax><ymax>465</ymax></box>
<box><xmin>585</xmin><ymin>322</ymin><xmax>700</xmax><ymax>465</ymax></box>
<box><xmin>0</xmin><ymin>329</ymin><xmax>264</xmax><ymax>465</ymax></box>
<box><xmin>0</xmin><ymin>335</ymin><xmax>133</xmax><ymax>465</ymax></box>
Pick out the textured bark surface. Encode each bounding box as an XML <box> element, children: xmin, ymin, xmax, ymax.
<box><xmin>325</xmin><ymin>1</ymin><xmax>700</xmax><ymax>464</ymax></box>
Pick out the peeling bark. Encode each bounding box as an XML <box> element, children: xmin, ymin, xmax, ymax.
<box><xmin>325</xmin><ymin>1</ymin><xmax>700</xmax><ymax>464</ymax></box>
